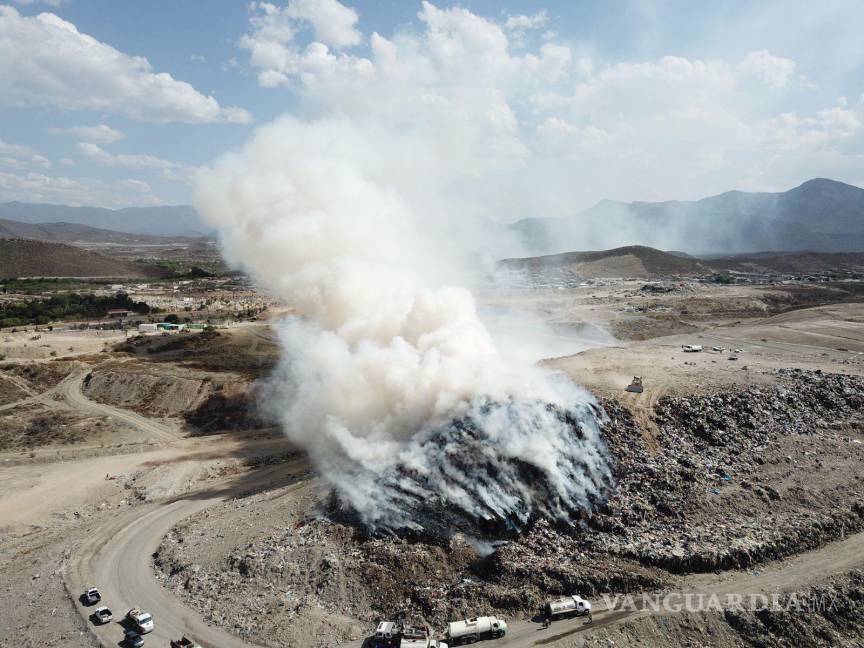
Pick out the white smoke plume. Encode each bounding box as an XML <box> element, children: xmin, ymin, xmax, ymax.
<box><xmin>195</xmin><ymin>2</ymin><xmax>613</xmax><ymax>534</ymax></box>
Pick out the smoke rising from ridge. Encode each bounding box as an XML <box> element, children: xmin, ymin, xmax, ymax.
<box><xmin>195</xmin><ymin>116</ymin><xmax>611</xmax><ymax>533</ymax></box>
<box><xmin>195</xmin><ymin>3</ymin><xmax>621</xmax><ymax>533</ymax></box>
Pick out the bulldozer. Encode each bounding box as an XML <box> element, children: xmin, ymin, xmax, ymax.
<box><xmin>625</xmin><ymin>376</ymin><xmax>643</xmax><ymax>393</ymax></box>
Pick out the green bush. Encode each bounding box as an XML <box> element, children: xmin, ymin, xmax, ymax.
<box><xmin>0</xmin><ymin>292</ymin><xmax>150</xmax><ymax>326</ymax></box>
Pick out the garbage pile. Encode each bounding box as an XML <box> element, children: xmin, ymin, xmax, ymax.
<box><xmin>156</xmin><ymin>370</ymin><xmax>864</xmax><ymax>634</ymax></box>
<box><xmin>579</xmin><ymin>370</ymin><xmax>864</xmax><ymax>572</ymax></box>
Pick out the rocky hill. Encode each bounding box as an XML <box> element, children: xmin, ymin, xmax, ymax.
<box><xmin>513</xmin><ymin>178</ymin><xmax>864</xmax><ymax>255</ymax></box>
<box><xmin>0</xmin><ymin>239</ymin><xmax>173</xmax><ymax>279</ymax></box>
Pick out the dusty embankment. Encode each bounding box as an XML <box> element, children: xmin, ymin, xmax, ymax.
<box><xmin>565</xmin><ymin>570</ymin><xmax>864</xmax><ymax>648</ymax></box>
<box><xmin>81</xmin><ymin>328</ymin><xmax>278</xmax><ymax>434</ymax></box>
<box><xmin>154</xmin><ymin>367</ymin><xmax>864</xmax><ymax>648</ymax></box>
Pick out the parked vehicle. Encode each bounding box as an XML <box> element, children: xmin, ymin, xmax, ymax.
<box><xmin>123</xmin><ymin>629</ymin><xmax>144</xmax><ymax>647</ymax></box>
<box><xmin>170</xmin><ymin>637</ymin><xmax>202</xmax><ymax>648</ymax></box>
<box><xmin>372</xmin><ymin>621</ymin><xmax>447</xmax><ymax>648</ymax></box>
<box><xmin>374</xmin><ymin>621</ymin><xmax>399</xmax><ymax>647</ymax></box>
<box><xmin>682</xmin><ymin>344</ymin><xmax>703</xmax><ymax>352</ymax></box>
<box><xmin>544</xmin><ymin>595</ymin><xmax>592</xmax><ymax>621</ymax></box>
<box><xmin>446</xmin><ymin>616</ymin><xmax>507</xmax><ymax>644</ymax></box>
<box><xmin>82</xmin><ymin>587</ymin><xmax>101</xmax><ymax>605</ymax></box>
<box><xmin>92</xmin><ymin>606</ymin><xmax>113</xmax><ymax>624</ymax></box>
<box><xmin>126</xmin><ymin>608</ymin><xmax>154</xmax><ymax>634</ymax></box>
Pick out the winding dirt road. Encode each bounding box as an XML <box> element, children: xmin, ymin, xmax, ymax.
<box><xmin>60</xmin><ymin>366</ymin><xmax>179</xmax><ymax>444</ymax></box>
<box><xmin>66</xmin><ymin>460</ymin><xmax>308</xmax><ymax>648</ymax></box>
<box><xmin>67</xmin><ymin>452</ymin><xmax>864</xmax><ymax>648</ymax></box>
<box><xmin>46</xmin><ymin>350</ymin><xmax>864</xmax><ymax>648</ymax></box>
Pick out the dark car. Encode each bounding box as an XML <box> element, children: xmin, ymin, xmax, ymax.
<box><xmin>124</xmin><ymin>630</ymin><xmax>145</xmax><ymax>647</ymax></box>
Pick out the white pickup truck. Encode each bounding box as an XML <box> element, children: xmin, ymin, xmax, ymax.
<box><xmin>126</xmin><ymin>607</ymin><xmax>154</xmax><ymax>634</ymax></box>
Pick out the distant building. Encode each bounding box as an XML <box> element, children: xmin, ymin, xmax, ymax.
<box><xmin>106</xmin><ymin>308</ymin><xmax>132</xmax><ymax>318</ymax></box>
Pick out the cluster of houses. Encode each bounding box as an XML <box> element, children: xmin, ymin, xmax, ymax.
<box><xmin>137</xmin><ymin>322</ymin><xmax>209</xmax><ymax>333</ymax></box>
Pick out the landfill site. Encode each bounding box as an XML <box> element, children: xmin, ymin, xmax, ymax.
<box><xmin>2</xmin><ymin>268</ymin><xmax>864</xmax><ymax>648</ymax></box>
<box><xmin>4</xmin><ymin>0</ymin><xmax>864</xmax><ymax>645</ymax></box>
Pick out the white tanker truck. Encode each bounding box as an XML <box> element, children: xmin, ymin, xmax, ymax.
<box><xmin>544</xmin><ymin>595</ymin><xmax>592</xmax><ymax>621</ymax></box>
<box><xmin>446</xmin><ymin>616</ymin><xmax>507</xmax><ymax>644</ymax></box>
<box><xmin>373</xmin><ymin>621</ymin><xmax>448</xmax><ymax>648</ymax></box>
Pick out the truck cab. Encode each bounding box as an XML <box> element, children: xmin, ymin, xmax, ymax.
<box><xmin>126</xmin><ymin>607</ymin><xmax>154</xmax><ymax>634</ymax></box>
<box><xmin>374</xmin><ymin>621</ymin><xmax>399</xmax><ymax>646</ymax></box>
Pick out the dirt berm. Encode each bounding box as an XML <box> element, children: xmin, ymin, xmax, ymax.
<box><xmin>83</xmin><ymin>361</ymin><xmax>265</xmax><ymax>433</ymax></box>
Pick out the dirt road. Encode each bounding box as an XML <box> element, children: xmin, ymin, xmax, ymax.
<box><xmin>1</xmin><ymin>364</ymin><xmax>177</xmax><ymax>443</ymax></box>
<box><xmin>59</xmin><ymin>366</ymin><xmax>180</xmax><ymax>443</ymax></box>
<box><xmin>66</xmin><ymin>460</ymin><xmax>308</xmax><ymax>648</ymax></box>
<box><xmin>66</xmin><ymin>448</ymin><xmax>864</xmax><ymax>648</ymax></box>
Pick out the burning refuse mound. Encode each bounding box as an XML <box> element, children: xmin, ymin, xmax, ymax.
<box><xmin>332</xmin><ymin>397</ymin><xmax>613</xmax><ymax>538</ymax></box>
<box><xmin>195</xmin><ymin>117</ymin><xmax>614</xmax><ymax>541</ymax></box>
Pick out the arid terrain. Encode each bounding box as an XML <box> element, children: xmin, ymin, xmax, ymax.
<box><xmin>2</xmin><ymin>265</ymin><xmax>864</xmax><ymax>648</ymax></box>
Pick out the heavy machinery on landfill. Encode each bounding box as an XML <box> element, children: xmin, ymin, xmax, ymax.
<box><xmin>625</xmin><ymin>376</ymin><xmax>643</xmax><ymax>393</ymax></box>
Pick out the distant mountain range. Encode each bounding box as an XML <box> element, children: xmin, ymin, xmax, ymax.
<box><xmin>0</xmin><ymin>202</ymin><xmax>211</xmax><ymax>237</ymax></box>
<box><xmin>1</xmin><ymin>177</ymin><xmax>862</xmax><ymax>253</ymax></box>
<box><xmin>512</xmin><ymin>178</ymin><xmax>864</xmax><ymax>255</ymax></box>
<box><xmin>500</xmin><ymin>245</ymin><xmax>864</xmax><ymax>279</ymax></box>
<box><xmin>0</xmin><ymin>217</ymin><xmax>201</xmax><ymax>245</ymax></box>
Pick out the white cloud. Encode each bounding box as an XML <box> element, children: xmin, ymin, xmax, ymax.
<box><xmin>240</xmin><ymin>0</ymin><xmax>364</xmax><ymax>87</ymax></box>
<box><xmin>76</xmin><ymin>142</ymin><xmax>194</xmax><ymax>183</ymax></box>
<box><xmin>12</xmin><ymin>0</ymin><xmax>65</xmax><ymax>6</ymax></box>
<box><xmin>285</xmin><ymin>0</ymin><xmax>361</xmax><ymax>48</ymax></box>
<box><xmin>737</xmin><ymin>50</ymin><xmax>797</xmax><ymax>88</ymax></box>
<box><xmin>48</xmin><ymin>124</ymin><xmax>125</xmax><ymax>144</ymax></box>
<box><xmin>0</xmin><ymin>170</ymin><xmax>162</xmax><ymax>208</ymax></box>
<box><xmin>504</xmin><ymin>11</ymin><xmax>549</xmax><ymax>31</ymax></box>
<box><xmin>190</xmin><ymin>54</ymin><xmax>206</xmax><ymax>63</ymax></box>
<box><xmin>0</xmin><ymin>137</ymin><xmax>51</xmax><ymax>169</ymax></box>
<box><xmin>238</xmin><ymin>2</ymin><xmax>863</xmax><ymax>209</ymax></box>
<box><xmin>0</xmin><ymin>6</ymin><xmax>251</xmax><ymax>123</ymax></box>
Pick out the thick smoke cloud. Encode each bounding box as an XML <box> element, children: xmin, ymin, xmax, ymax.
<box><xmin>195</xmin><ymin>115</ymin><xmax>610</xmax><ymax>533</ymax></box>
<box><xmin>196</xmin><ymin>3</ymin><xmax>628</xmax><ymax>533</ymax></box>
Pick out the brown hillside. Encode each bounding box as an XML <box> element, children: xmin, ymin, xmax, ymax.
<box><xmin>0</xmin><ymin>217</ymin><xmax>201</xmax><ymax>245</ymax></box>
<box><xmin>500</xmin><ymin>245</ymin><xmax>707</xmax><ymax>278</ymax></box>
<box><xmin>0</xmin><ymin>239</ymin><xmax>173</xmax><ymax>279</ymax></box>
<box><xmin>707</xmin><ymin>251</ymin><xmax>864</xmax><ymax>274</ymax></box>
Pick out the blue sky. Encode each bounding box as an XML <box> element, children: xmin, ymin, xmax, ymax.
<box><xmin>1</xmin><ymin>0</ymin><xmax>862</xmax><ymax>213</ymax></box>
